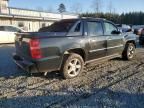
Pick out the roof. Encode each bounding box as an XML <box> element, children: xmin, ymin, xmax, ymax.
<box><xmin>80</xmin><ymin>17</ymin><xmax>106</xmax><ymax>21</ymax></box>
<box><xmin>56</xmin><ymin>17</ymin><xmax>108</xmax><ymax>22</ymax></box>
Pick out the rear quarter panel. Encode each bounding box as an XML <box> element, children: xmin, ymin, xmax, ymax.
<box><xmin>40</xmin><ymin>36</ymin><xmax>87</xmax><ymax>58</ymax></box>
<box><xmin>39</xmin><ymin>36</ymin><xmax>87</xmax><ymax>69</ymax></box>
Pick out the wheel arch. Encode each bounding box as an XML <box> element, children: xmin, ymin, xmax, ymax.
<box><xmin>63</xmin><ymin>48</ymin><xmax>86</xmax><ymax>62</ymax></box>
<box><xmin>126</xmin><ymin>40</ymin><xmax>136</xmax><ymax>48</ymax></box>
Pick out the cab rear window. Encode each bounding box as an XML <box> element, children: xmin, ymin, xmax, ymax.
<box><xmin>39</xmin><ymin>19</ymin><xmax>77</xmax><ymax>32</ymax></box>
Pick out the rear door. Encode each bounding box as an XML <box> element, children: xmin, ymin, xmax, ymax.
<box><xmin>103</xmin><ymin>22</ymin><xmax>124</xmax><ymax>55</ymax></box>
<box><xmin>87</xmin><ymin>21</ymin><xmax>107</xmax><ymax>60</ymax></box>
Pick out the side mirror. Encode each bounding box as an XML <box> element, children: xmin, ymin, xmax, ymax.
<box><xmin>134</xmin><ymin>29</ymin><xmax>139</xmax><ymax>35</ymax></box>
<box><xmin>17</xmin><ymin>30</ymin><xmax>22</xmax><ymax>33</ymax></box>
<box><xmin>126</xmin><ymin>28</ymin><xmax>132</xmax><ymax>32</ymax></box>
<box><xmin>111</xmin><ymin>30</ymin><xmax>121</xmax><ymax>35</ymax></box>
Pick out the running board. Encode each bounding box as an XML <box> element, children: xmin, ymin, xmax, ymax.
<box><xmin>85</xmin><ymin>54</ymin><xmax>121</xmax><ymax>65</ymax></box>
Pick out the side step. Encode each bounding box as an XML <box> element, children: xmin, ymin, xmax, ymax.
<box><xmin>85</xmin><ymin>54</ymin><xmax>121</xmax><ymax>65</ymax></box>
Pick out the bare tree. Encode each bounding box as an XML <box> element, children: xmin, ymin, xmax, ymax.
<box><xmin>92</xmin><ymin>0</ymin><xmax>102</xmax><ymax>13</ymax></box>
<box><xmin>71</xmin><ymin>2</ymin><xmax>83</xmax><ymax>14</ymax></box>
<box><xmin>107</xmin><ymin>1</ymin><xmax>116</xmax><ymax>14</ymax></box>
<box><xmin>113</xmin><ymin>7</ymin><xmax>116</xmax><ymax>14</ymax></box>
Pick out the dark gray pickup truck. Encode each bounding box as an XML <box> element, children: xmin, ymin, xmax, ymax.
<box><xmin>13</xmin><ymin>18</ymin><xmax>136</xmax><ymax>79</ymax></box>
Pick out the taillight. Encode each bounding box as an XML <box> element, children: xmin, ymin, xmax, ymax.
<box><xmin>29</xmin><ymin>39</ymin><xmax>42</xmax><ymax>59</ymax></box>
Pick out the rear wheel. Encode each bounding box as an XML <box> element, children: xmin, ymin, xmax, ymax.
<box><xmin>61</xmin><ymin>53</ymin><xmax>84</xmax><ymax>79</ymax></box>
<box><xmin>122</xmin><ymin>43</ymin><xmax>135</xmax><ymax>60</ymax></box>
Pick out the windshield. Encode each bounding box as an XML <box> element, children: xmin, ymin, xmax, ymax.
<box><xmin>39</xmin><ymin>19</ymin><xmax>77</xmax><ymax>32</ymax></box>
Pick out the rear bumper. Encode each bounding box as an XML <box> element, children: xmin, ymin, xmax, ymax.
<box><xmin>13</xmin><ymin>54</ymin><xmax>62</xmax><ymax>73</ymax></box>
<box><xmin>13</xmin><ymin>54</ymin><xmax>38</xmax><ymax>73</ymax></box>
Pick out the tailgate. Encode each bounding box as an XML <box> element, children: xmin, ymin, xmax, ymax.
<box><xmin>15</xmin><ymin>33</ymin><xmax>32</xmax><ymax>60</ymax></box>
<box><xmin>15</xmin><ymin>32</ymin><xmax>67</xmax><ymax>60</ymax></box>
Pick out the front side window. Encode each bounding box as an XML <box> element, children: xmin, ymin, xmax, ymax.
<box><xmin>87</xmin><ymin>21</ymin><xmax>103</xmax><ymax>36</ymax></box>
<box><xmin>104</xmin><ymin>22</ymin><xmax>117</xmax><ymax>35</ymax></box>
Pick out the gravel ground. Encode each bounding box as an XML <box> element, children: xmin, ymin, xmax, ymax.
<box><xmin>0</xmin><ymin>44</ymin><xmax>144</xmax><ymax>108</ymax></box>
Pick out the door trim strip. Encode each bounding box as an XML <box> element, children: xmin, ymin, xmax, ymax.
<box><xmin>89</xmin><ymin>45</ymin><xmax>123</xmax><ymax>53</ymax></box>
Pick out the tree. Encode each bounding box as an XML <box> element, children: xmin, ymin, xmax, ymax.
<box><xmin>107</xmin><ymin>1</ymin><xmax>116</xmax><ymax>14</ymax></box>
<box><xmin>92</xmin><ymin>0</ymin><xmax>102</xmax><ymax>13</ymax></box>
<box><xmin>58</xmin><ymin>3</ymin><xmax>66</xmax><ymax>13</ymax></box>
<box><xmin>107</xmin><ymin>1</ymin><xmax>113</xmax><ymax>13</ymax></box>
<box><xmin>71</xmin><ymin>2</ymin><xmax>83</xmax><ymax>14</ymax></box>
<box><xmin>80</xmin><ymin>11</ymin><xmax>144</xmax><ymax>25</ymax></box>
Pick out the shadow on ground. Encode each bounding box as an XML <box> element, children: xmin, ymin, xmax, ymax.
<box><xmin>0</xmin><ymin>44</ymin><xmax>29</xmax><ymax>78</ymax></box>
<box><xmin>0</xmin><ymin>88</ymin><xmax>143</xmax><ymax>108</ymax></box>
<box><xmin>0</xmin><ymin>44</ymin><xmax>64</xmax><ymax>81</ymax></box>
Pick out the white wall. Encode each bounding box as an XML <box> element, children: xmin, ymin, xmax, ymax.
<box><xmin>9</xmin><ymin>8</ymin><xmax>78</xmax><ymax>20</ymax></box>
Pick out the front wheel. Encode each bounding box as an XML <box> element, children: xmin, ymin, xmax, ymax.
<box><xmin>61</xmin><ymin>53</ymin><xmax>84</xmax><ymax>79</ymax></box>
<box><xmin>122</xmin><ymin>43</ymin><xmax>136</xmax><ymax>60</ymax></box>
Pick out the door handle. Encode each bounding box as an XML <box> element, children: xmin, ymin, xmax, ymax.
<box><xmin>91</xmin><ymin>40</ymin><xmax>96</xmax><ymax>42</ymax></box>
<box><xmin>107</xmin><ymin>37</ymin><xmax>112</xmax><ymax>40</ymax></box>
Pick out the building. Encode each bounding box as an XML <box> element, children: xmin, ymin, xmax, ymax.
<box><xmin>0</xmin><ymin>0</ymin><xmax>78</xmax><ymax>31</ymax></box>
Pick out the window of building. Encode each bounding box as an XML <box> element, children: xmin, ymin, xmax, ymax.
<box><xmin>87</xmin><ymin>21</ymin><xmax>103</xmax><ymax>36</ymax></box>
<box><xmin>18</xmin><ymin>22</ymin><xmax>24</xmax><ymax>27</ymax></box>
<box><xmin>42</xmin><ymin>23</ymin><xmax>46</xmax><ymax>28</ymax></box>
<box><xmin>0</xmin><ymin>26</ymin><xmax>5</xmax><ymax>31</ymax></box>
<box><xmin>1</xmin><ymin>4</ymin><xmax>7</xmax><ymax>10</ymax></box>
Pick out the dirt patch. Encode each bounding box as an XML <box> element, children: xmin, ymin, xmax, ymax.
<box><xmin>0</xmin><ymin>44</ymin><xmax>144</xmax><ymax>108</ymax></box>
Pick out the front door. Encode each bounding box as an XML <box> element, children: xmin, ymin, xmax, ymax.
<box><xmin>87</xmin><ymin>21</ymin><xmax>107</xmax><ymax>60</ymax></box>
<box><xmin>103</xmin><ymin>22</ymin><xmax>124</xmax><ymax>56</ymax></box>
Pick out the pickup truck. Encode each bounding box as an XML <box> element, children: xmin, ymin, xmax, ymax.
<box><xmin>13</xmin><ymin>18</ymin><xmax>136</xmax><ymax>79</ymax></box>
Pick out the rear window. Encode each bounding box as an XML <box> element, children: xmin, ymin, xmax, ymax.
<box><xmin>39</xmin><ymin>19</ymin><xmax>77</xmax><ymax>32</ymax></box>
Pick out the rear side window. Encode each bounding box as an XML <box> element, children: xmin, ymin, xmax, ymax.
<box><xmin>87</xmin><ymin>21</ymin><xmax>103</xmax><ymax>36</ymax></box>
<box><xmin>0</xmin><ymin>26</ymin><xmax>5</xmax><ymax>31</ymax></box>
<box><xmin>67</xmin><ymin>21</ymin><xmax>83</xmax><ymax>36</ymax></box>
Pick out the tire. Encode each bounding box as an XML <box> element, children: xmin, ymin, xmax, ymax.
<box><xmin>122</xmin><ymin>43</ymin><xmax>136</xmax><ymax>60</ymax></box>
<box><xmin>61</xmin><ymin>53</ymin><xmax>84</xmax><ymax>79</ymax></box>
